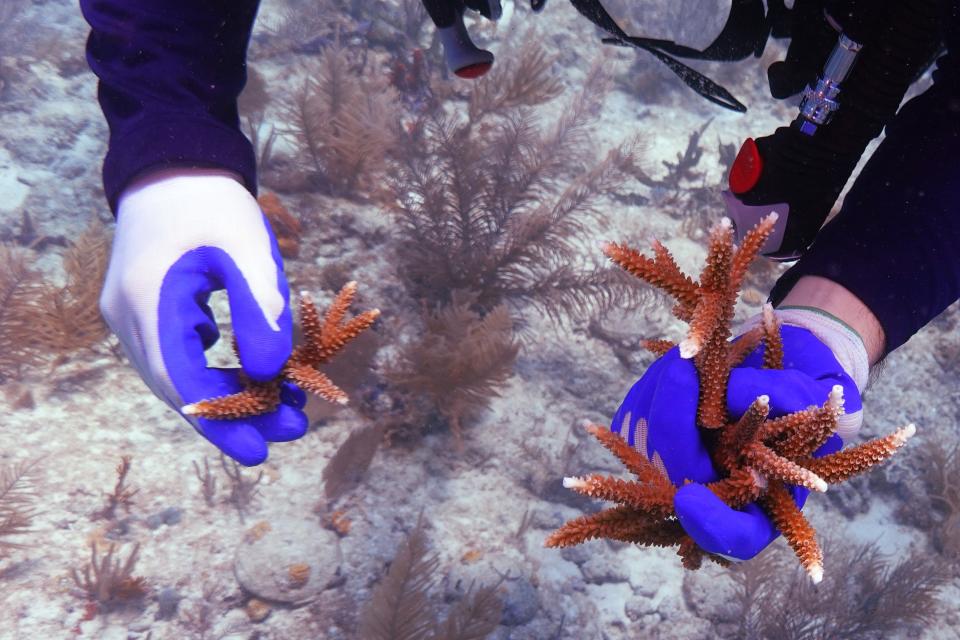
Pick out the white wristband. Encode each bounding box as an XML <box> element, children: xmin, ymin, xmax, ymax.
<box><xmin>736</xmin><ymin>305</ymin><xmax>869</xmax><ymax>441</ymax></box>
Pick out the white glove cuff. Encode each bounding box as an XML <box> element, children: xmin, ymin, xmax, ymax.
<box><xmin>736</xmin><ymin>305</ymin><xmax>869</xmax><ymax>441</ymax></box>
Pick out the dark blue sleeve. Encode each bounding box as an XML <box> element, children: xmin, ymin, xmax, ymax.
<box><xmin>80</xmin><ymin>0</ymin><xmax>260</xmax><ymax>213</ymax></box>
<box><xmin>770</xmin><ymin>5</ymin><xmax>960</xmax><ymax>355</ymax></box>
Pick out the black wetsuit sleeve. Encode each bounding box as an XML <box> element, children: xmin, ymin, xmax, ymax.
<box><xmin>770</xmin><ymin>2</ymin><xmax>960</xmax><ymax>355</ymax></box>
<box><xmin>79</xmin><ymin>0</ymin><xmax>260</xmax><ymax>213</ymax></box>
<box><xmin>422</xmin><ymin>0</ymin><xmax>458</xmax><ymax>28</ymax></box>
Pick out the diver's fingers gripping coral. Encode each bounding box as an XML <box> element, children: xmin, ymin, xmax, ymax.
<box><xmin>182</xmin><ymin>281</ymin><xmax>380</xmax><ymax>420</ymax></box>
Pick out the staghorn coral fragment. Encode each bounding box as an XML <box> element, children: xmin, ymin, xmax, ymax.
<box><xmin>762</xmin><ymin>481</ymin><xmax>824</xmax><ymax>583</ymax></box>
<box><xmin>760</xmin><ymin>303</ymin><xmax>783</xmax><ymax>370</ymax></box>
<box><xmin>729</xmin><ymin>213</ymin><xmax>778</xmax><ymax>289</ymax></box>
<box><xmin>582</xmin><ymin>422</ymin><xmax>668</xmax><ymax>482</ymax></box>
<box><xmin>683</xmin><ymin>292</ymin><xmax>726</xmax><ymax>359</ymax></box>
<box><xmin>562</xmin><ymin>474</ymin><xmax>675</xmax><ymax>519</ymax></box>
<box><xmin>284</xmin><ymin>361</ymin><xmax>347</xmax><ymax>405</ymax></box>
<box><xmin>707</xmin><ymin>467</ymin><xmax>764</xmax><ymax>508</ymax></box>
<box><xmin>182</xmin><ymin>281</ymin><xmax>379</xmax><ymax>420</ymax></box>
<box><xmin>545</xmin><ymin>505</ymin><xmax>681</xmax><ymax>549</ymax></box>
<box><xmin>727</xmin><ymin>325</ymin><xmax>763</xmax><ymax>368</ymax></box>
<box><xmin>773</xmin><ymin>409</ymin><xmax>843</xmax><ymax>460</ymax></box>
<box><xmin>798</xmin><ymin>423</ymin><xmax>916</xmax><ymax>484</ymax></box>
<box><xmin>603</xmin><ymin>241</ymin><xmax>699</xmax><ymax>314</ymax></box>
<box><xmin>716</xmin><ymin>395</ymin><xmax>770</xmax><ymax>472</ymax></box>
<box><xmin>298</xmin><ymin>283</ymin><xmax>381</xmax><ymax>363</ymax></box>
<box><xmin>182</xmin><ymin>378</ymin><xmax>282</xmax><ymax>420</ymax></box>
<box><xmin>758</xmin><ymin>384</ymin><xmax>845</xmax><ymax>447</ymax></box>
<box><xmin>678</xmin><ymin>536</ymin><xmax>705</xmax><ymax>570</ymax></box>
<box><xmin>744</xmin><ymin>442</ymin><xmax>828</xmax><ymax>494</ymax></box>
<box><xmin>642</xmin><ymin>338</ymin><xmax>676</xmax><ymax>357</ymax></box>
<box><xmin>552</xmin><ymin>214</ymin><xmax>916</xmax><ymax>582</ymax></box>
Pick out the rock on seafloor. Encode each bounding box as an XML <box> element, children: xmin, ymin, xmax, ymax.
<box><xmin>234</xmin><ymin>520</ymin><xmax>342</xmax><ymax>604</ymax></box>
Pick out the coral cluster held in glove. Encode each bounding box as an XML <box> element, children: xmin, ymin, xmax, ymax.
<box><xmin>546</xmin><ymin>214</ymin><xmax>915</xmax><ymax>583</ymax></box>
<box><xmin>182</xmin><ymin>281</ymin><xmax>379</xmax><ymax>420</ymax></box>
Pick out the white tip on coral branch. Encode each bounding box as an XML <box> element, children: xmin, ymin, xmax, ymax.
<box><xmin>762</xmin><ymin>302</ymin><xmax>776</xmax><ymax>325</ymax></box>
<box><xmin>563</xmin><ymin>476</ymin><xmax>588</xmax><ymax>490</ymax></box>
<box><xmin>299</xmin><ymin>289</ymin><xmax>312</xmax><ymax>300</ymax></box>
<box><xmin>893</xmin><ymin>423</ymin><xmax>917</xmax><ymax>446</ymax></box>
<box><xmin>679</xmin><ymin>338</ymin><xmax>700</xmax><ymax>359</ymax></box>
<box><xmin>719</xmin><ymin>217</ymin><xmax>732</xmax><ymax>229</ymax></box>
<box><xmin>813</xmin><ymin>476</ymin><xmax>829</xmax><ymax>493</ymax></box>
<box><xmin>827</xmin><ymin>385</ymin><xmax>845</xmax><ymax>411</ymax></box>
<box><xmin>765</xmin><ymin>211</ymin><xmax>780</xmax><ymax>223</ymax></box>
<box><xmin>809</xmin><ymin>563</ymin><xmax>824</xmax><ymax>584</ymax></box>
<box><xmin>757</xmin><ymin>394</ymin><xmax>770</xmax><ymax>408</ymax></box>
<box><xmin>182</xmin><ymin>404</ymin><xmax>199</xmax><ymax>415</ymax></box>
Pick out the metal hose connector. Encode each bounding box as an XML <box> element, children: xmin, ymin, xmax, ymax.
<box><xmin>796</xmin><ymin>34</ymin><xmax>863</xmax><ymax>135</ymax></box>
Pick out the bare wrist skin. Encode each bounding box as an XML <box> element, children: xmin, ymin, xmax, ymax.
<box><xmin>778</xmin><ymin>275</ymin><xmax>886</xmax><ymax>366</ymax></box>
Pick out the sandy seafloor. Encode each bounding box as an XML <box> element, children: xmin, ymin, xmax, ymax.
<box><xmin>1</xmin><ymin>1</ymin><xmax>958</xmax><ymax>638</ymax></box>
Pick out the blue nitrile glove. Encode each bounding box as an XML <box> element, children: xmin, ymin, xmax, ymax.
<box><xmin>611</xmin><ymin>310</ymin><xmax>867</xmax><ymax>560</ymax></box>
<box><xmin>99</xmin><ymin>168</ymin><xmax>308</xmax><ymax>466</ymax></box>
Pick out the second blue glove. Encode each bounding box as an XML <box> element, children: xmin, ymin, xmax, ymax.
<box><xmin>611</xmin><ymin>324</ymin><xmax>858</xmax><ymax>560</ymax></box>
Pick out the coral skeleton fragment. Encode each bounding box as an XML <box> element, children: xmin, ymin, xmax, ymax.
<box><xmin>546</xmin><ymin>215</ymin><xmax>916</xmax><ymax>582</ymax></box>
<box><xmin>182</xmin><ymin>281</ymin><xmax>380</xmax><ymax>420</ymax></box>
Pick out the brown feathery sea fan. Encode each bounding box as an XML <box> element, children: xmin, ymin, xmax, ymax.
<box><xmin>545</xmin><ymin>214</ymin><xmax>915</xmax><ymax>582</ymax></box>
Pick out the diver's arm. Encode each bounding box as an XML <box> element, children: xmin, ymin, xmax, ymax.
<box><xmin>770</xmin><ymin>40</ymin><xmax>960</xmax><ymax>359</ymax></box>
<box><xmin>80</xmin><ymin>0</ymin><xmax>260</xmax><ymax>213</ymax></box>
<box><xmin>778</xmin><ymin>276</ymin><xmax>885</xmax><ymax>366</ymax></box>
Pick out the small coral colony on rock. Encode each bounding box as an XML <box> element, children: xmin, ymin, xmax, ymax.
<box><xmin>546</xmin><ymin>214</ymin><xmax>916</xmax><ymax>584</ymax></box>
<box><xmin>181</xmin><ymin>216</ymin><xmax>915</xmax><ymax>586</ymax></box>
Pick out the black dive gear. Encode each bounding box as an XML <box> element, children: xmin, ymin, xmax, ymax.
<box><xmin>569</xmin><ymin>0</ymin><xmax>787</xmax><ymax>112</ymax></box>
<box><xmin>422</xmin><ymin>0</ymin><xmax>501</xmax><ymax>26</ymax></box>
<box><xmin>423</xmin><ymin>0</ymin><xmax>502</xmax><ymax>78</ymax></box>
<box><xmin>422</xmin><ymin>0</ymin><xmax>546</xmax><ymax>79</ymax></box>
<box><xmin>464</xmin><ymin>0</ymin><xmax>501</xmax><ymax>21</ymax></box>
<box><xmin>767</xmin><ymin>0</ymin><xmax>848</xmax><ymax>98</ymax></box>
<box><xmin>726</xmin><ymin>0</ymin><xmax>945</xmax><ymax>260</ymax></box>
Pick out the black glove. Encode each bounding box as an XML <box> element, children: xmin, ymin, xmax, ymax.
<box><xmin>724</xmin><ymin>0</ymin><xmax>943</xmax><ymax>260</ymax></box>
